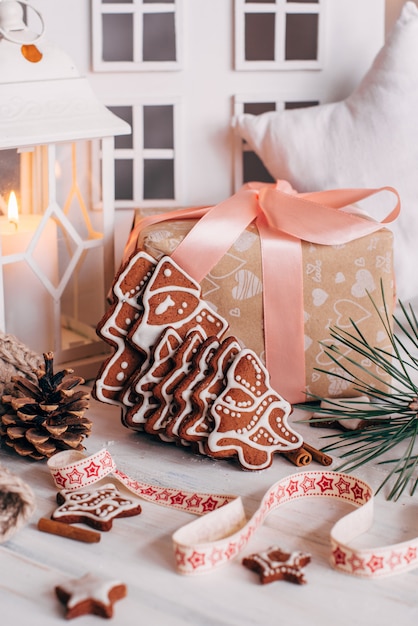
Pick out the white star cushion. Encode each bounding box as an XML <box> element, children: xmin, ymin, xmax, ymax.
<box><xmin>235</xmin><ymin>1</ymin><xmax>418</xmax><ymax>303</ymax></box>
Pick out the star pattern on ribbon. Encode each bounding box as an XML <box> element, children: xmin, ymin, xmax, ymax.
<box><xmin>367</xmin><ymin>555</ymin><xmax>385</xmax><ymax>574</ymax></box>
<box><xmin>84</xmin><ymin>461</ymin><xmax>101</xmax><ymax>478</ymax></box>
<box><xmin>188</xmin><ymin>551</ymin><xmax>205</xmax><ymax>570</ymax></box>
<box><xmin>100</xmin><ymin>451</ymin><xmax>114</xmax><ymax>468</ymax></box>
<box><xmin>185</xmin><ymin>494</ymin><xmax>202</xmax><ymax>509</ymax></box>
<box><xmin>347</xmin><ymin>553</ymin><xmax>365</xmax><ymax>573</ymax></box>
<box><xmin>351</xmin><ymin>481</ymin><xmax>365</xmax><ymax>501</ymax></box>
<box><xmin>387</xmin><ymin>552</ymin><xmax>403</xmax><ymax>570</ymax></box>
<box><xmin>52</xmin><ymin>471</ymin><xmax>67</xmax><ymax>488</ymax></box>
<box><xmin>225</xmin><ymin>542</ymin><xmax>238</xmax><ymax>559</ymax></box>
<box><xmin>170</xmin><ymin>491</ymin><xmax>187</xmax><ymax>507</ymax></box>
<box><xmin>335</xmin><ymin>476</ymin><xmax>351</xmax><ymax>495</ymax></box>
<box><xmin>332</xmin><ymin>547</ymin><xmax>347</xmax><ymax>566</ymax></box>
<box><xmin>300</xmin><ymin>475</ymin><xmax>316</xmax><ymax>494</ymax></box>
<box><xmin>317</xmin><ymin>474</ymin><xmax>334</xmax><ymax>493</ymax></box>
<box><xmin>200</xmin><ymin>496</ymin><xmax>221</xmax><ymax>512</ymax></box>
<box><xmin>286</xmin><ymin>479</ymin><xmax>299</xmax><ymax>497</ymax></box>
<box><xmin>209</xmin><ymin>547</ymin><xmax>224</xmax><ymax>566</ymax></box>
<box><xmin>67</xmin><ymin>468</ymin><xmax>84</xmax><ymax>485</ymax></box>
<box><xmin>139</xmin><ymin>486</ymin><xmax>158</xmax><ymax>497</ymax></box>
<box><xmin>404</xmin><ymin>547</ymin><xmax>417</xmax><ymax>564</ymax></box>
<box><xmin>155</xmin><ymin>489</ymin><xmax>173</xmax><ymax>503</ymax></box>
<box><xmin>275</xmin><ymin>484</ymin><xmax>286</xmax><ymax>501</ymax></box>
<box><xmin>174</xmin><ymin>549</ymin><xmax>186</xmax><ymax>567</ymax></box>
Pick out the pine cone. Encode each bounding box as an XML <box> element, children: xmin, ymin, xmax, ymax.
<box><xmin>0</xmin><ymin>352</ymin><xmax>92</xmax><ymax>461</ymax></box>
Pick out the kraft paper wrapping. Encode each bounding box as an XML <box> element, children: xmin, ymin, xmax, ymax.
<box><xmin>133</xmin><ymin>217</ymin><xmax>394</xmax><ymax>402</ymax></box>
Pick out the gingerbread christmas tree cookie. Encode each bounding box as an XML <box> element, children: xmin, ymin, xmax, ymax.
<box><xmin>206</xmin><ymin>349</ymin><xmax>303</xmax><ymax>470</ymax></box>
<box><xmin>93</xmin><ymin>250</ymin><xmax>156</xmax><ymax>406</ymax></box>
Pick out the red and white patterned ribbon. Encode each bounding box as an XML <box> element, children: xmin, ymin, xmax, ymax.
<box><xmin>47</xmin><ymin>448</ymin><xmax>418</xmax><ymax>578</ymax></box>
<box><xmin>47</xmin><ymin>448</ymin><xmax>235</xmax><ymax>516</ymax></box>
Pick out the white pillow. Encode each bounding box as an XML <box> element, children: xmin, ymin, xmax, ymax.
<box><xmin>235</xmin><ymin>1</ymin><xmax>418</xmax><ymax>303</ymax></box>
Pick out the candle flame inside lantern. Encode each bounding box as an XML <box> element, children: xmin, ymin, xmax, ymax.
<box><xmin>7</xmin><ymin>191</ymin><xmax>19</xmax><ymax>228</ymax></box>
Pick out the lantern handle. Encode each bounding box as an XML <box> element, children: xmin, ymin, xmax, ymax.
<box><xmin>0</xmin><ymin>0</ymin><xmax>45</xmax><ymax>45</ymax></box>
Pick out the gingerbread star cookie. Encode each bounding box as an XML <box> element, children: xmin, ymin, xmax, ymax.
<box><xmin>52</xmin><ymin>484</ymin><xmax>142</xmax><ymax>531</ymax></box>
<box><xmin>55</xmin><ymin>572</ymin><xmax>127</xmax><ymax>619</ymax></box>
<box><xmin>242</xmin><ymin>547</ymin><xmax>311</xmax><ymax>585</ymax></box>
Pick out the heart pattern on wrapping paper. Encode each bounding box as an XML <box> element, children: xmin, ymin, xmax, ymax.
<box><xmin>355</xmin><ymin>257</ymin><xmax>366</xmax><ymax>267</ymax></box>
<box><xmin>351</xmin><ymin>269</ymin><xmax>376</xmax><ymax>298</ymax></box>
<box><xmin>328</xmin><ymin>372</ymin><xmax>352</xmax><ymax>396</ymax></box>
<box><xmin>311</xmin><ymin>371</ymin><xmax>321</xmax><ymax>383</ymax></box>
<box><xmin>315</xmin><ymin>339</ymin><xmax>353</xmax><ymax>367</ymax></box>
<box><xmin>376</xmin><ymin>253</ymin><xmax>392</xmax><ymax>273</ymax></box>
<box><xmin>335</xmin><ymin>272</ymin><xmax>345</xmax><ymax>283</ymax></box>
<box><xmin>306</xmin><ymin>261</ymin><xmax>322</xmax><ymax>283</ymax></box>
<box><xmin>232</xmin><ymin>269</ymin><xmax>263</xmax><ymax>300</ymax></box>
<box><xmin>145</xmin><ymin>229</ymin><xmax>175</xmax><ymax>243</ymax></box>
<box><xmin>304</xmin><ymin>335</ymin><xmax>313</xmax><ymax>351</ymax></box>
<box><xmin>201</xmin><ymin>275</ymin><xmax>221</xmax><ymax>299</ymax></box>
<box><xmin>230</xmin><ymin>307</ymin><xmax>241</xmax><ymax>317</ymax></box>
<box><xmin>208</xmin><ymin>253</ymin><xmax>246</xmax><ymax>280</ymax></box>
<box><xmin>146</xmin><ymin>231</ymin><xmax>182</xmax><ymax>253</ymax></box>
<box><xmin>376</xmin><ymin>330</ymin><xmax>386</xmax><ymax>343</ymax></box>
<box><xmin>312</xmin><ymin>288</ymin><xmax>329</xmax><ymax>307</ymax></box>
<box><xmin>334</xmin><ymin>299</ymin><xmax>371</xmax><ymax>328</ymax></box>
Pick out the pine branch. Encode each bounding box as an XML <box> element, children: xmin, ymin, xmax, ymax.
<box><xmin>297</xmin><ymin>283</ymin><xmax>418</xmax><ymax>500</ymax></box>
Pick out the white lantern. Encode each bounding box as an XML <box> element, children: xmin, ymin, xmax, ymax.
<box><xmin>0</xmin><ymin>1</ymin><xmax>130</xmax><ymax>378</ymax></box>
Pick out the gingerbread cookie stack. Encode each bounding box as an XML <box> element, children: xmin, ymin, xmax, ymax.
<box><xmin>93</xmin><ymin>253</ymin><xmax>303</xmax><ymax>470</ymax></box>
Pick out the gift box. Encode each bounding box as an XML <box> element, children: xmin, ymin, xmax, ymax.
<box><xmin>122</xmin><ymin>182</ymin><xmax>398</xmax><ymax>404</ymax></box>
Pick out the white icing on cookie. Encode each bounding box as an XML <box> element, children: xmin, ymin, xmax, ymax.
<box><xmin>155</xmin><ymin>295</ymin><xmax>175</xmax><ymax>315</ymax></box>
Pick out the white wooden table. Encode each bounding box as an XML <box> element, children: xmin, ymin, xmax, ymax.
<box><xmin>1</xmin><ymin>392</ymin><xmax>417</xmax><ymax>625</ymax></box>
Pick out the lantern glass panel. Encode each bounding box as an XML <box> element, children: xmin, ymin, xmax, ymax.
<box><xmin>0</xmin><ymin>140</ymin><xmax>110</xmax><ymax>368</ymax></box>
<box><xmin>0</xmin><ymin>150</ymin><xmax>20</xmax><ymax>209</ymax></box>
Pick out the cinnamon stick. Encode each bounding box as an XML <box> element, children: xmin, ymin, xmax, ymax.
<box><xmin>37</xmin><ymin>518</ymin><xmax>101</xmax><ymax>543</ymax></box>
<box><xmin>281</xmin><ymin>447</ymin><xmax>312</xmax><ymax>467</ymax></box>
<box><xmin>302</xmin><ymin>442</ymin><xmax>333</xmax><ymax>466</ymax></box>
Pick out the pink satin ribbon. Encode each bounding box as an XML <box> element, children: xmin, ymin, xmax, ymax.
<box><xmin>47</xmin><ymin>448</ymin><xmax>417</xmax><ymax>579</ymax></box>
<box><xmin>123</xmin><ymin>182</ymin><xmax>400</xmax><ymax>403</ymax></box>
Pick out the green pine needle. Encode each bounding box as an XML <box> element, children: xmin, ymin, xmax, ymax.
<box><xmin>297</xmin><ymin>282</ymin><xmax>418</xmax><ymax>500</ymax></box>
